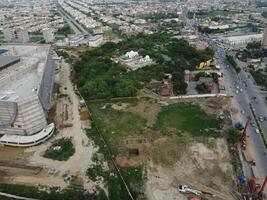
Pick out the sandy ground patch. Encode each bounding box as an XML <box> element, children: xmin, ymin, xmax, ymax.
<box><xmin>125</xmin><ymin>99</ymin><xmax>161</xmax><ymax>127</ymax></box>
<box><xmin>146</xmin><ymin>138</ymin><xmax>236</xmax><ymax>200</ymax></box>
<box><xmin>23</xmin><ymin>60</ymin><xmax>98</xmax><ymax>190</ymax></box>
<box><xmin>0</xmin><ymin>60</ymin><xmax>99</xmax><ymax>192</ymax></box>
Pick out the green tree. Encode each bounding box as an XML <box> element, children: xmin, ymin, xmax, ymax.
<box><xmin>228</xmin><ymin>128</ymin><xmax>241</xmax><ymax>144</ymax></box>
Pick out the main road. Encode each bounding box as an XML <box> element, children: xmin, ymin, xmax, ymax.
<box><xmin>57</xmin><ymin>4</ymin><xmax>89</xmax><ymax>35</ymax></box>
<box><xmin>208</xmin><ymin>39</ymin><xmax>267</xmax><ymax>179</ymax></box>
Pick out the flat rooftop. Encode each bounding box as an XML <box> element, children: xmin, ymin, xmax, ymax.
<box><xmin>0</xmin><ymin>55</ymin><xmax>20</xmax><ymax>70</ymax></box>
<box><xmin>225</xmin><ymin>34</ymin><xmax>263</xmax><ymax>41</ymax></box>
<box><xmin>0</xmin><ymin>45</ymin><xmax>50</xmax><ymax>102</ymax></box>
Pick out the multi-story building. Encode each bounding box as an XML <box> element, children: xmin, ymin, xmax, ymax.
<box><xmin>17</xmin><ymin>28</ymin><xmax>30</xmax><ymax>43</ymax></box>
<box><xmin>262</xmin><ymin>27</ymin><xmax>267</xmax><ymax>48</ymax></box>
<box><xmin>3</xmin><ymin>27</ymin><xmax>16</xmax><ymax>42</ymax></box>
<box><xmin>88</xmin><ymin>35</ymin><xmax>103</xmax><ymax>47</ymax></box>
<box><xmin>42</xmin><ymin>28</ymin><xmax>54</xmax><ymax>43</ymax></box>
<box><xmin>224</xmin><ymin>34</ymin><xmax>263</xmax><ymax>46</ymax></box>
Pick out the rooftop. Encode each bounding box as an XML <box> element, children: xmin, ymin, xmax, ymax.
<box><xmin>89</xmin><ymin>35</ymin><xmax>103</xmax><ymax>41</ymax></box>
<box><xmin>0</xmin><ymin>56</ymin><xmax>20</xmax><ymax>70</ymax></box>
<box><xmin>0</xmin><ymin>49</ymin><xmax>8</xmax><ymax>55</ymax></box>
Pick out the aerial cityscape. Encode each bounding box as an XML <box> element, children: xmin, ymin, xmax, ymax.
<box><xmin>0</xmin><ymin>0</ymin><xmax>267</xmax><ymax>199</ymax></box>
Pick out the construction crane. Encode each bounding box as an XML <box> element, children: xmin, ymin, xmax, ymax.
<box><xmin>248</xmin><ymin>176</ymin><xmax>267</xmax><ymax>200</ymax></box>
<box><xmin>241</xmin><ymin>115</ymin><xmax>251</xmax><ymax>148</ymax></box>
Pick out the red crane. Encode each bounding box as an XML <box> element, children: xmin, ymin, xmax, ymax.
<box><xmin>258</xmin><ymin>176</ymin><xmax>267</xmax><ymax>199</ymax></box>
<box><xmin>248</xmin><ymin>176</ymin><xmax>267</xmax><ymax>199</ymax></box>
<box><xmin>241</xmin><ymin>115</ymin><xmax>251</xmax><ymax>148</ymax></box>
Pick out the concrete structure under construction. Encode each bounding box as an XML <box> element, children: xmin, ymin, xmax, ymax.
<box><xmin>0</xmin><ymin>45</ymin><xmax>55</xmax><ymax>138</ymax></box>
<box><xmin>262</xmin><ymin>27</ymin><xmax>267</xmax><ymax>49</ymax></box>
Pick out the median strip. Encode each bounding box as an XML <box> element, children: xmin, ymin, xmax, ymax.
<box><xmin>249</xmin><ymin>103</ymin><xmax>267</xmax><ymax>149</ymax></box>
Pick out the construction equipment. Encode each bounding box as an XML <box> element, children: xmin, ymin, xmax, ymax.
<box><xmin>178</xmin><ymin>185</ymin><xmax>202</xmax><ymax>196</ymax></box>
<box><xmin>196</xmin><ymin>59</ymin><xmax>212</xmax><ymax>70</ymax></box>
<box><xmin>241</xmin><ymin>115</ymin><xmax>251</xmax><ymax>148</ymax></box>
<box><xmin>178</xmin><ymin>185</ymin><xmax>214</xmax><ymax>198</ymax></box>
<box><xmin>248</xmin><ymin>176</ymin><xmax>267</xmax><ymax>200</ymax></box>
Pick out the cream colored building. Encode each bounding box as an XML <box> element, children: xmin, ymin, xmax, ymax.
<box><xmin>262</xmin><ymin>27</ymin><xmax>267</xmax><ymax>48</ymax></box>
<box><xmin>0</xmin><ymin>45</ymin><xmax>55</xmax><ymax>136</ymax></box>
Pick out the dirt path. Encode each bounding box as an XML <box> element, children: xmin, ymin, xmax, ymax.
<box><xmin>23</xmin><ymin>60</ymin><xmax>97</xmax><ymax>189</ymax></box>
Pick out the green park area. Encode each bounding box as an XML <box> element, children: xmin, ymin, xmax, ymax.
<box><xmin>43</xmin><ymin>138</ymin><xmax>75</xmax><ymax>161</ymax></box>
<box><xmin>155</xmin><ymin>103</ymin><xmax>221</xmax><ymax>137</ymax></box>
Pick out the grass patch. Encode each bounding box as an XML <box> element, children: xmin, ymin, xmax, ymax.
<box><xmin>0</xmin><ymin>183</ymin><xmax>106</xmax><ymax>200</ymax></box>
<box><xmin>89</xmin><ymin>103</ymin><xmax>147</xmax><ymax>141</ymax></box>
<box><xmin>43</xmin><ymin>138</ymin><xmax>75</xmax><ymax>161</ymax></box>
<box><xmin>155</xmin><ymin>103</ymin><xmax>221</xmax><ymax>137</ymax></box>
<box><xmin>249</xmin><ymin>70</ymin><xmax>267</xmax><ymax>89</ymax></box>
<box><xmin>56</xmin><ymin>24</ymin><xmax>74</xmax><ymax>36</ymax></box>
<box><xmin>85</xmin><ymin>126</ymin><xmax>146</xmax><ymax>199</ymax></box>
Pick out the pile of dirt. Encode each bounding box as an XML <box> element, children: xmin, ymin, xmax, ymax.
<box><xmin>80</xmin><ymin>111</ymin><xmax>90</xmax><ymax>121</ymax></box>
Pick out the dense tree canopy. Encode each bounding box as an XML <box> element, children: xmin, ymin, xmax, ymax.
<box><xmin>73</xmin><ymin>32</ymin><xmax>214</xmax><ymax>99</ymax></box>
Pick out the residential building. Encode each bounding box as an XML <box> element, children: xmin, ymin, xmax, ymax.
<box><xmin>88</xmin><ymin>35</ymin><xmax>103</xmax><ymax>47</ymax></box>
<box><xmin>3</xmin><ymin>27</ymin><xmax>16</xmax><ymax>42</ymax></box>
<box><xmin>17</xmin><ymin>28</ymin><xmax>30</xmax><ymax>43</ymax></box>
<box><xmin>262</xmin><ymin>27</ymin><xmax>267</xmax><ymax>48</ymax></box>
<box><xmin>42</xmin><ymin>28</ymin><xmax>54</xmax><ymax>43</ymax></box>
<box><xmin>224</xmin><ymin>34</ymin><xmax>263</xmax><ymax>46</ymax></box>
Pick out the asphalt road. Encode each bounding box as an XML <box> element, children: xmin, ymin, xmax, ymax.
<box><xmin>211</xmin><ymin>41</ymin><xmax>267</xmax><ymax>178</ymax></box>
<box><xmin>57</xmin><ymin>7</ymin><xmax>82</xmax><ymax>35</ymax></box>
<box><xmin>57</xmin><ymin>5</ymin><xmax>89</xmax><ymax>35</ymax></box>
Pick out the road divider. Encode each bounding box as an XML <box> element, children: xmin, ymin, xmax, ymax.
<box><xmin>249</xmin><ymin>103</ymin><xmax>267</xmax><ymax>149</ymax></box>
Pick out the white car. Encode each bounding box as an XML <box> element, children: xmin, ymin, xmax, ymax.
<box><xmin>241</xmin><ymin>110</ymin><xmax>245</xmax><ymax>115</ymax></box>
<box><xmin>178</xmin><ymin>185</ymin><xmax>201</xmax><ymax>196</ymax></box>
<box><xmin>255</xmin><ymin>129</ymin><xmax>260</xmax><ymax>134</ymax></box>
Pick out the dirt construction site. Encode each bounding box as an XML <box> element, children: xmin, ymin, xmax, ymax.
<box><xmin>0</xmin><ymin>57</ymin><xmax>240</xmax><ymax>200</ymax></box>
<box><xmin>88</xmin><ymin>95</ymin><xmax>240</xmax><ymax>200</ymax></box>
<box><xmin>0</xmin><ymin>59</ymin><xmax>102</xmax><ymax>193</ymax></box>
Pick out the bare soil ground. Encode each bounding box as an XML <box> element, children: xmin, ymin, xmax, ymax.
<box><xmin>146</xmin><ymin>138</ymin><xmax>236</xmax><ymax>200</ymax></box>
<box><xmin>79</xmin><ymin>111</ymin><xmax>90</xmax><ymax>121</ymax></box>
<box><xmin>125</xmin><ymin>99</ymin><xmax>161</xmax><ymax>127</ymax></box>
<box><xmin>108</xmin><ymin>97</ymin><xmax>237</xmax><ymax>200</ymax></box>
<box><xmin>0</xmin><ymin>60</ymin><xmax>99</xmax><ymax>193</ymax></box>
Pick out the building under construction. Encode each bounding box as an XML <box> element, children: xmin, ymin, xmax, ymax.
<box><xmin>0</xmin><ymin>45</ymin><xmax>55</xmax><ymax>142</ymax></box>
